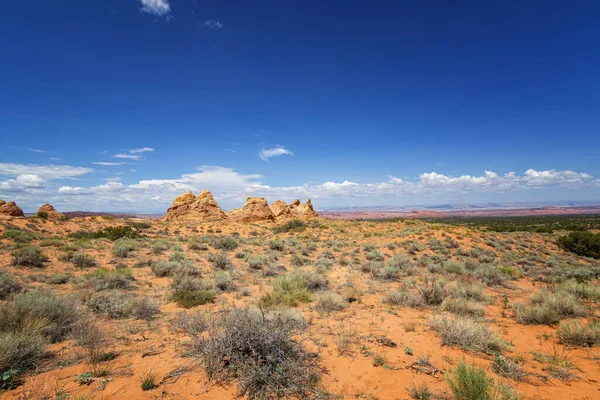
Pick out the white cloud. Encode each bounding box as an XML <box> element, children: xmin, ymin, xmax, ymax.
<box><xmin>259</xmin><ymin>146</ymin><xmax>293</xmax><ymax>161</ymax></box>
<box><xmin>140</xmin><ymin>0</ymin><xmax>170</xmax><ymax>16</ymax></box>
<box><xmin>28</xmin><ymin>148</ymin><xmax>46</xmax><ymax>153</ymax></box>
<box><xmin>92</xmin><ymin>162</ymin><xmax>126</xmax><ymax>166</ymax></box>
<box><xmin>0</xmin><ymin>163</ymin><xmax>92</xmax><ymax>180</ymax></box>
<box><xmin>114</xmin><ymin>154</ymin><xmax>141</xmax><ymax>160</ymax></box>
<box><xmin>2</xmin><ymin>164</ymin><xmax>598</xmax><ymax>213</ymax></box>
<box><xmin>204</xmin><ymin>19</ymin><xmax>224</xmax><ymax>29</ymax></box>
<box><xmin>130</xmin><ymin>169</ymin><xmax>137</xmax><ymax>173</ymax></box>
<box><xmin>50</xmin><ymin>157</ymin><xmax>62</xmax><ymax>161</ymax></box>
<box><xmin>129</xmin><ymin>147</ymin><xmax>154</xmax><ymax>154</ymax></box>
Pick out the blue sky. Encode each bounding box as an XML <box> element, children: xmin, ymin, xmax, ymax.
<box><xmin>1</xmin><ymin>0</ymin><xmax>599</xmax><ymax>212</ymax></box>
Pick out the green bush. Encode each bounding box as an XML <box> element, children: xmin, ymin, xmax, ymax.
<box><xmin>213</xmin><ymin>236</ymin><xmax>238</xmax><ymax>251</ymax></box>
<box><xmin>446</xmin><ymin>360</ymin><xmax>519</xmax><ymax>400</ymax></box>
<box><xmin>557</xmin><ymin>231</ymin><xmax>600</xmax><ymax>259</ymax></box>
<box><xmin>2</xmin><ymin>230</ymin><xmax>33</xmax><ymax>243</ymax></box>
<box><xmin>273</xmin><ymin>219</ymin><xmax>307</xmax><ymax>233</ymax></box>
<box><xmin>513</xmin><ymin>290</ymin><xmax>585</xmax><ymax>325</ymax></box>
<box><xmin>173</xmin><ymin>289</ymin><xmax>216</xmax><ymax>308</ymax></box>
<box><xmin>87</xmin><ymin>291</ymin><xmax>135</xmax><ymax>319</ymax></box>
<box><xmin>11</xmin><ymin>246</ymin><xmax>48</xmax><ymax>268</ymax></box>
<box><xmin>429</xmin><ymin>314</ymin><xmax>508</xmax><ymax>353</ymax></box>
<box><xmin>111</xmin><ymin>239</ymin><xmax>138</xmax><ymax>258</ymax></box>
<box><xmin>36</xmin><ymin>211</ymin><xmax>48</xmax><ymax>219</ymax></box>
<box><xmin>69</xmin><ymin>225</ymin><xmax>141</xmax><ymax>241</ymax></box>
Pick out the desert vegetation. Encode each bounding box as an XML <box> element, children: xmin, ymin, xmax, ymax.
<box><xmin>0</xmin><ymin>212</ymin><xmax>599</xmax><ymax>399</ymax></box>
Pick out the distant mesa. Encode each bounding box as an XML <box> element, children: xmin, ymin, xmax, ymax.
<box><xmin>162</xmin><ymin>190</ymin><xmax>318</xmax><ymax>222</ymax></box>
<box><xmin>37</xmin><ymin>203</ymin><xmax>64</xmax><ymax>221</ymax></box>
<box><xmin>0</xmin><ymin>200</ymin><xmax>25</xmax><ymax>218</ymax></box>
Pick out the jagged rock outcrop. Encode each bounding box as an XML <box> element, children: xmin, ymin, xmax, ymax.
<box><xmin>289</xmin><ymin>199</ymin><xmax>318</xmax><ymax>219</ymax></box>
<box><xmin>229</xmin><ymin>197</ymin><xmax>275</xmax><ymax>223</ymax></box>
<box><xmin>37</xmin><ymin>203</ymin><xmax>64</xmax><ymax>221</ymax></box>
<box><xmin>0</xmin><ymin>200</ymin><xmax>25</xmax><ymax>217</ymax></box>
<box><xmin>269</xmin><ymin>200</ymin><xmax>293</xmax><ymax>218</ymax></box>
<box><xmin>162</xmin><ymin>190</ymin><xmax>227</xmax><ymax>221</ymax></box>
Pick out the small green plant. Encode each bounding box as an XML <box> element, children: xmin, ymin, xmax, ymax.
<box><xmin>140</xmin><ymin>371</ymin><xmax>158</xmax><ymax>391</ymax></box>
<box><xmin>76</xmin><ymin>372</ymin><xmax>93</xmax><ymax>386</ymax></box>
<box><xmin>404</xmin><ymin>346</ymin><xmax>414</xmax><ymax>355</ymax></box>
<box><xmin>11</xmin><ymin>246</ymin><xmax>48</xmax><ymax>268</ymax></box>
<box><xmin>173</xmin><ymin>289</ymin><xmax>216</xmax><ymax>308</ymax></box>
<box><xmin>1</xmin><ymin>369</ymin><xmax>21</xmax><ymax>390</ymax></box>
<box><xmin>36</xmin><ymin>211</ymin><xmax>48</xmax><ymax>219</ymax></box>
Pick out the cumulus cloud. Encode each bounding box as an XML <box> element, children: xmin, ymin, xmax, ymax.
<box><xmin>259</xmin><ymin>146</ymin><xmax>293</xmax><ymax>161</ymax></box>
<box><xmin>0</xmin><ymin>163</ymin><xmax>92</xmax><ymax>180</ymax></box>
<box><xmin>1</xmin><ymin>164</ymin><xmax>598</xmax><ymax>212</ymax></box>
<box><xmin>139</xmin><ymin>0</ymin><xmax>170</xmax><ymax>16</ymax></box>
<box><xmin>204</xmin><ymin>19</ymin><xmax>224</xmax><ymax>29</ymax></box>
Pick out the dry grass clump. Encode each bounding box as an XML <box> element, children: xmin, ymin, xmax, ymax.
<box><xmin>208</xmin><ymin>252</ymin><xmax>233</xmax><ymax>270</ymax></box>
<box><xmin>0</xmin><ymin>289</ymin><xmax>83</xmax><ymax>380</ymax></box>
<box><xmin>557</xmin><ymin>320</ymin><xmax>600</xmax><ymax>347</ymax></box>
<box><xmin>512</xmin><ymin>289</ymin><xmax>586</xmax><ymax>325</ymax></box>
<box><xmin>429</xmin><ymin>314</ymin><xmax>508</xmax><ymax>353</ymax></box>
<box><xmin>87</xmin><ymin>291</ymin><xmax>159</xmax><ymax>319</ymax></box>
<box><xmin>314</xmin><ymin>291</ymin><xmax>347</xmax><ymax>314</ymax></box>
<box><xmin>260</xmin><ymin>274</ymin><xmax>311</xmax><ymax>308</ymax></box>
<box><xmin>383</xmin><ymin>287</ymin><xmax>423</xmax><ymax>308</ymax></box>
<box><xmin>175</xmin><ymin>308</ymin><xmax>321</xmax><ymax>399</ymax></box>
<box><xmin>441</xmin><ymin>298</ymin><xmax>486</xmax><ymax>317</ymax></box>
<box><xmin>65</xmin><ymin>251</ymin><xmax>97</xmax><ymax>268</ymax></box>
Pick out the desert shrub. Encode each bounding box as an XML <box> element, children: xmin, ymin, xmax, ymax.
<box><xmin>87</xmin><ymin>291</ymin><xmax>136</xmax><ymax>319</ymax></box>
<box><xmin>269</xmin><ymin>239</ymin><xmax>286</xmax><ymax>251</ymax></box>
<box><xmin>188</xmin><ymin>239</ymin><xmax>208</xmax><ymax>251</ymax></box>
<box><xmin>441</xmin><ymin>298</ymin><xmax>486</xmax><ymax>317</ymax></box>
<box><xmin>0</xmin><ymin>331</ymin><xmax>46</xmax><ymax>382</ymax></box>
<box><xmin>557</xmin><ymin>320</ymin><xmax>600</xmax><ymax>347</ymax></box>
<box><xmin>513</xmin><ymin>290</ymin><xmax>585</xmax><ymax>325</ymax></box>
<box><xmin>388</xmin><ymin>254</ymin><xmax>413</xmax><ymax>270</ymax></box>
<box><xmin>557</xmin><ymin>231</ymin><xmax>600</xmax><ymax>259</ymax></box>
<box><xmin>297</xmin><ymin>270</ymin><xmax>328</xmax><ymax>291</ymax></box>
<box><xmin>1</xmin><ymin>289</ymin><xmax>83</xmax><ymax>342</ymax></box>
<box><xmin>260</xmin><ymin>274</ymin><xmax>311</xmax><ymax>308</ymax></box>
<box><xmin>474</xmin><ymin>264</ymin><xmax>508</xmax><ymax>287</ymax></box>
<box><xmin>0</xmin><ymin>270</ymin><xmax>21</xmax><ymax>300</ymax></box>
<box><xmin>151</xmin><ymin>240</ymin><xmax>170</xmax><ymax>254</ymax></box>
<box><xmin>69</xmin><ymin>252</ymin><xmax>97</xmax><ymax>268</ymax></box>
<box><xmin>151</xmin><ymin>260</ymin><xmax>179</xmax><ymax>277</ymax></box>
<box><xmin>360</xmin><ymin>261</ymin><xmax>382</xmax><ymax>276</ymax></box>
<box><xmin>406</xmin><ymin>381</ymin><xmax>434</xmax><ymax>400</ymax></box>
<box><xmin>140</xmin><ymin>371</ymin><xmax>158</xmax><ymax>391</ymax></box>
<box><xmin>365</xmin><ymin>250</ymin><xmax>384</xmax><ymax>261</ymax></box>
<box><xmin>208</xmin><ymin>252</ymin><xmax>233</xmax><ymax>270</ymax></box>
<box><xmin>173</xmin><ymin>289</ymin><xmax>216</xmax><ymax>308</ymax></box>
<box><xmin>213</xmin><ymin>270</ymin><xmax>235</xmax><ymax>291</ymax></box>
<box><xmin>213</xmin><ymin>236</ymin><xmax>239</xmax><ymax>251</ymax></box>
<box><xmin>83</xmin><ymin>268</ymin><xmax>134</xmax><ymax>291</ymax></box>
<box><xmin>492</xmin><ymin>354</ymin><xmax>528</xmax><ymax>381</ymax></box>
<box><xmin>444</xmin><ymin>261</ymin><xmax>466</xmax><ymax>275</ymax></box>
<box><xmin>417</xmin><ymin>277</ymin><xmax>447</xmax><ymax>306</ymax></box>
<box><xmin>314</xmin><ymin>291</ymin><xmax>347</xmax><ymax>314</ymax></box>
<box><xmin>378</xmin><ymin>265</ymin><xmax>402</xmax><ymax>281</ymax></box>
<box><xmin>273</xmin><ymin>219</ymin><xmax>307</xmax><ymax>233</ymax></box>
<box><xmin>3</xmin><ymin>230</ymin><xmax>33</xmax><ymax>243</ymax></box>
<box><xmin>111</xmin><ymin>238</ymin><xmax>138</xmax><ymax>258</ymax></box>
<box><xmin>314</xmin><ymin>257</ymin><xmax>334</xmax><ymax>273</ymax></box>
<box><xmin>11</xmin><ymin>246</ymin><xmax>48</xmax><ymax>268</ymax></box>
<box><xmin>48</xmin><ymin>273</ymin><xmax>72</xmax><ymax>285</ymax></box>
<box><xmin>247</xmin><ymin>255</ymin><xmax>268</xmax><ymax>270</ymax></box>
<box><xmin>444</xmin><ymin>279</ymin><xmax>490</xmax><ymax>303</ymax></box>
<box><xmin>69</xmin><ymin>225</ymin><xmax>141</xmax><ymax>241</ymax></box>
<box><xmin>175</xmin><ymin>307</ymin><xmax>320</xmax><ymax>399</ymax></box>
<box><xmin>131</xmin><ymin>297</ymin><xmax>161</xmax><ymax>321</ymax></box>
<box><xmin>383</xmin><ymin>287</ymin><xmax>424</xmax><ymax>308</ymax></box>
<box><xmin>429</xmin><ymin>314</ymin><xmax>508</xmax><ymax>353</ymax></box>
<box><xmin>559</xmin><ymin>280</ymin><xmax>600</xmax><ymax>301</ymax></box>
<box><xmin>446</xmin><ymin>360</ymin><xmax>519</xmax><ymax>400</ymax></box>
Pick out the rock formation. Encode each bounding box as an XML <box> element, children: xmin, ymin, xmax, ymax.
<box><xmin>229</xmin><ymin>197</ymin><xmax>275</xmax><ymax>222</ymax></box>
<box><xmin>290</xmin><ymin>199</ymin><xmax>318</xmax><ymax>219</ymax></box>
<box><xmin>0</xmin><ymin>200</ymin><xmax>25</xmax><ymax>217</ymax></box>
<box><xmin>162</xmin><ymin>190</ymin><xmax>227</xmax><ymax>221</ymax></box>
<box><xmin>37</xmin><ymin>204</ymin><xmax>64</xmax><ymax>221</ymax></box>
<box><xmin>269</xmin><ymin>200</ymin><xmax>293</xmax><ymax>218</ymax></box>
<box><xmin>162</xmin><ymin>190</ymin><xmax>318</xmax><ymax>223</ymax></box>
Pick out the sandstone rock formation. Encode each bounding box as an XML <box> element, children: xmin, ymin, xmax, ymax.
<box><xmin>229</xmin><ymin>196</ymin><xmax>275</xmax><ymax>222</ymax></box>
<box><xmin>269</xmin><ymin>200</ymin><xmax>293</xmax><ymax>218</ymax></box>
<box><xmin>37</xmin><ymin>203</ymin><xmax>64</xmax><ymax>221</ymax></box>
<box><xmin>162</xmin><ymin>190</ymin><xmax>227</xmax><ymax>221</ymax></box>
<box><xmin>290</xmin><ymin>199</ymin><xmax>318</xmax><ymax>219</ymax></box>
<box><xmin>0</xmin><ymin>200</ymin><xmax>25</xmax><ymax>217</ymax></box>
